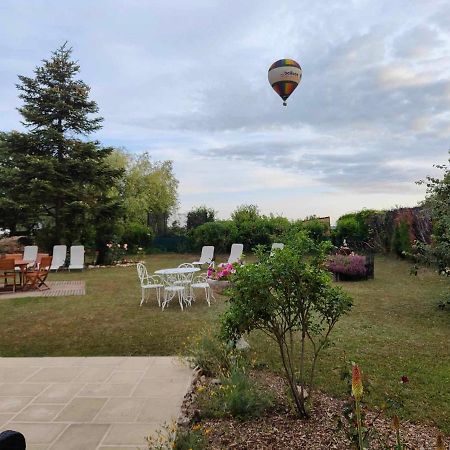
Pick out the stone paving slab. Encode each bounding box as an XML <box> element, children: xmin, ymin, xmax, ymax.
<box><xmin>0</xmin><ymin>357</ymin><xmax>193</xmax><ymax>449</ymax></box>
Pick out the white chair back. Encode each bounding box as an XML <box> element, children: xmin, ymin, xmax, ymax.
<box><xmin>199</xmin><ymin>246</ymin><xmax>214</xmax><ymax>264</ymax></box>
<box><xmin>68</xmin><ymin>245</ymin><xmax>85</xmax><ymax>270</ymax></box>
<box><xmin>50</xmin><ymin>245</ymin><xmax>67</xmax><ymax>270</ymax></box>
<box><xmin>270</xmin><ymin>242</ymin><xmax>285</xmax><ymax>256</ymax></box>
<box><xmin>136</xmin><ymin>262</ymin><xmax>148</xmax><ymax>285</ymax></box>
<box><xmin>227</xmin><ymin>243</ymin><xmax>243</xmax><ymax>264</ymax></box>
<box><xmin>23</xmin><ymin>245</ymin><xmax>38</xmax><ymax>264</ymax></box>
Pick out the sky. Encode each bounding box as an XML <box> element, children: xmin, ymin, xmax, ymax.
<box><xmin>1</xmin><ymin>0</ymin><xmax>449</xmax><ymax>223</ymax></box>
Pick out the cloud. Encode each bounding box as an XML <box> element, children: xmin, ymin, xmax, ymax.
<box><xmin>0</xmin><ymin>0</ymin><xmax>449</xmax><ymax>221</ymax></box>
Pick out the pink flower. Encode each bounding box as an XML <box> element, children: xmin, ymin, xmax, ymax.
<box><xmin>123</xmin><ymin>243</ymin><xmax>128</xmax><ymax>250</ymax></box>
<box><xmin>106</xmin><ymin>243</ymin><xmax>113</xmax><ymax>248</ymax></box>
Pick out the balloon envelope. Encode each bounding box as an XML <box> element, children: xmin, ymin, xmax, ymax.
<box><xmin>268</xmin><ymin>59</ymin><xmax>302</xmax><ymax>105</ymax></box>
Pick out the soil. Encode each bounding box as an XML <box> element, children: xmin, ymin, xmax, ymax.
<box><xmin>180</xmin><ymin>370</ymin><xmax>449</xmax><ymax>450</ymax></box>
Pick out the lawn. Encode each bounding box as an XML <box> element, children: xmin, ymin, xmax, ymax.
<box><xmin>0</xmin><ymin>254</ymin><xmax>449</xmax><ymax>433</ymax></box>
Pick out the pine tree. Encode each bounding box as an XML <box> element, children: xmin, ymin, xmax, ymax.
<box><xmin>0</xmin><ymin>43</ymin><xmax>123</xmax><ymax>247</ymax></box>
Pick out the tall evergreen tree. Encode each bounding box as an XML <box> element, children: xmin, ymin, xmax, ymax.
<box><xmin>0</xmin><ymin>43</ymin><xmax>123</xmax><ymax>247</ymax></box>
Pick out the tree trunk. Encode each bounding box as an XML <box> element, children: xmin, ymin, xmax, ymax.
<box><xmin>277</xmin><ymin>337</ymin><xmax>308</xmax><ymax>418</ymax></box>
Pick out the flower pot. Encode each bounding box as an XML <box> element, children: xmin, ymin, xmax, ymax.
<box><xmin>207</xmin><ymin>279</ymin><xmax>230</xmax><ymax>294</ymax></box>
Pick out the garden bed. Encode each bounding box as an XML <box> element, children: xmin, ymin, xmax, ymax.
<box><xmin>180</xmin><ymin>371</ymin><xmax>449</xmax><ymax>449</ymax></box>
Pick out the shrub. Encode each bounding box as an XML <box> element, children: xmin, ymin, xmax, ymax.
<box><xmin>391</xmin><ymin>219</ymin><xmax>412</xmax><ymax>257</ymax></box>
<box><xmin>221</xmin><ymin>232</ymin><xmax>352</xmax><ymax>418</ymax></box>
<box><xmin>174</xmin><ymin>427</ymin><xmax>207</xmax><ymax>450</ymax></box>
<box><xmin>184</xmin><ymin>330</ymin><xmax>242</xmax><ymax>377</ymax></box>
<box><xmin>197</xmin><ymin>369</ymin><xmax>274</xmax><ymax>421</ymax></box>
<box><xmin>302</xmin><ymin>217</ymin><xmax>331</xmax><ymax>242</ymax></box>
<box><xmin>334</xmin><ymin>209</ymin><xmax>379</xmax><ymax>249</ymax></box>
<box><xmin>145</xmin><ymin>422</ymin><xmax>207</xmax><ymax>450</ymax></box>
<box><xmin>190</xmin><ymin>221</ymin><xmax>237</xmax><ymax>253</ymax></box>
<box><xmin>121</xmin><ymin>222</ymin><xmax>154</xmax><ymax>252</ymax></box>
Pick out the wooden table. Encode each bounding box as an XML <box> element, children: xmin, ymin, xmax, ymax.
<box><xmin>14</xmin><ymin>259</ymin><xmax>33</xmax><ymax>288</ymax></box>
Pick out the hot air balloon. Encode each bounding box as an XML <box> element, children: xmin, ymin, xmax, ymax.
<box><xmin>268</xmin><ymin>59</ymin><xmax>302</xmax><ymax>106</ymax></box>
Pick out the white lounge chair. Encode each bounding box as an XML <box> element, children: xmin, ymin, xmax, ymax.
<box><xmin>218</xmin><ymin>243</ymin><xmax>243</xmax><ymax>268</ymax></box>
<box><xmin>68</xmin><ymin>245</ymin><xmax>85</xmax><ymax>271</ymax></box>
<box><xmin>270</xmin><ymin>242</ymin><xmax>285</xmax><ymax>256</ymax></box>
<box><xmin>50</xmin><ymin>245</ymin><xmax>67</xmax><ymax>271</ymax></box>
<box><xmin>192</xmin><ymin>246</ymin><xmax>214</xmax><ymax>267</ymax></box>
<box><xmin>23</xmin><ymin>245</ymin><xmax>38</xmax><ymax>269</ymax></box>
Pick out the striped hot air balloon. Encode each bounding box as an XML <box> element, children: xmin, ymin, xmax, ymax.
<box><xmin>268</xmin><ymin>59</ymin><xmax>302</xmax><ymax>106</ymax></box>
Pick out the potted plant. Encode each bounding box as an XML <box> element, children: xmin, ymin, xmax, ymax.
<box><xmin>207</xmin><ymin>262</ymin><xmax>241</xmax><ymax>294</ymax></box>
<box><xmin>326</xmin><ymin>253</ymin><xmax>369</xmax><ymax>281</ymax></box>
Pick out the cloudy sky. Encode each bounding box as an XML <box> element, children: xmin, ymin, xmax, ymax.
<box><xmin>1</xmin><ymin>0</ymin><xmax>449</xmax><ymax>222</ymax></box>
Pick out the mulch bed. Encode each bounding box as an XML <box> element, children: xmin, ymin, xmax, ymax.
<box><xmin>180</xmin><ymin>370</ymin><xmax>449</xmax><ymax>450</ymax></box>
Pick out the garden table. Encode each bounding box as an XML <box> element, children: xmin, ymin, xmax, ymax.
<box><xmin>14</xmin><ymin>259</ymin><xmax>33</xmax><ymax>288</ymax></box>
<box><xmin>154</xmin><ymin>267</ymin><xmax>200</xmax><ymax>276</ymax></box>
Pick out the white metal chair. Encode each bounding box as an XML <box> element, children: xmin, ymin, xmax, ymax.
<box><xmin>190</xmin><ymin>274</ymin><xmax>214</xmax><ymax>306</ymax></box>
<box><xmin>136</xmin><ymin>263</ymin><xmax>164</xmax><ymax>307</ymax></box>
<box><xmin>68</xmin><ymin>245</ymin><xmax>85</xmax><ymax>271</ymax></box>
<box><xmin>23</xmin><ymin>245</ymin><xmax>38</xmax><ymax>269</ymax></box>
<box><xmin>162</xmin><ymin>273</ymin><xmax>188</xmax><ymax>311</ymax></box>
<box><xmin>50</xmin><ymin>245</ymin><xmax>67</xmax><ymax>271</ymax></box>
<box><xmin>192</xmin><ymin>246</ymin><xmax>214</xmax><ymax>268</ymax></box>
<box><xmin>176</xmin><ymin>263</ymin><xmax>195</xmax><ymax>299</ymax></box>
<box><xmin>270</xmin><ymin>242</ymin><xmax>285</xmax><ymax>256</ymax></box>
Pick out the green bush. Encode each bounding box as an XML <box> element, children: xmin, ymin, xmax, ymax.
<box><xmin>221</xmin><ymin>232</ymin><xmax>352</xmax><ymax>418</ymax></box>
<box><xmin>334</xmin><ymin>210</ymin><xmax>379</xmax><ymax>248</ymax></box>
<box><xmin>121</xmin><ymin>222</ymin><xmax>154</xmax><ymax>252</ymax></box>
<box><xmin>301</xmin><ymin>217</ymin><xmax>330</xmax><ymax>242</ymax></box>
<box><xmin>184</xmin><ymin>330</ymin><xmax>241</xmax><ymax>377</ymax></box>
<box><xmin>174</xmin><ymin>428</ymin><xmax>207</xmax><ymax>450</ymax></box>
<box><xmin>391</xmin><ymin>219</ymin><xmax>412</xmax><ymax>257</ymax></box>
<box><xmin>197</xmin><ymin>369</ymin><xmax>274</xmax><ymax>421</ymax></box>
<box><xmin>190</xmin><ymin>221</ymin><xmax>237</xmax><ymax>253</ymax></box>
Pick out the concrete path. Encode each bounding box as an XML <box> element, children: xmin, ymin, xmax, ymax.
<box><xmin>0</xmin><ymin>357</ymin><xmax>193</xmax><ymax>449</ymax></box>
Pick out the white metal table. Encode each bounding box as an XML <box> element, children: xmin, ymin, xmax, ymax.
<box><xmin>154</xmin><ymin>267</ymin><xmax>200</xmax><ymax>276</ymax></box>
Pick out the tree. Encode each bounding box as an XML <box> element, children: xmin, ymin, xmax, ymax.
<box><xmin>0</xmin><ymin>43</ymin><xmax>122</xmax><ymax>248</ymax></box>
<box><xmin>231</xmin><ymin>204</ymin><xmax>260</xmax><ymax>223</ymax></box>
<box><xmin>414</xmin><ymin>153</ymin><xmax>450</xmax><ymax>307</ymax></box>
<box><xmin>186</xmin><ymin>206</ymin><xmax>216</xmax><ymax>230</ymax></box>
<box><xmin>107</xmin><ymin>149</ymin><xmax>178</xmax><ymax>228</ymax></box>
<box><xmin>221</xmin><ymin>233</ymin><xmax>352</xmax><ymax>418</ymax></box>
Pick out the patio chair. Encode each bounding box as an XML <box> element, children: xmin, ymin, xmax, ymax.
<box><xmin>23</xmin><ymin>245</ymin><xmax>38</xmax><ymax>269</ymax></box>
<box><xmin>270</xmin><ymin>242</ymin><xmax>284</xmax><ymax>256</ymax></box>
<box><xmin>190</xmin><ymin>274</ymin><xmax>214</xmax><ymax>306</ymax></box>
<box><xmin>24</xmin><ymin>256</ymin><xmax>52</xmax><ymax>290</ymax></box>
<box><xmin>161</xmin><ymin>273</ymin><xmax>187</xmax><ymax>311</ymax></box>
<box><xmin>192</xmin><ymin>246</ymin><xmax>214</xmax><ymax>268</ymax></box>
<box><xmin>50</xmin><ymin>245</ymin><xmax>67</xmax><ymax>271</ymax></box>
<box><xmin>0</xmin><ymin>258</ymin><xmax>17</xmax><ymax>292</ymax></box>
<box><xmin>36</xmin><ymin>253</ymin><xmax>49</xmax><ymax>267</ymax></box>
<box><xmin>136</xmin><ymin>262</ymin><xmax>164</xmax><ymax>307</ymax></box>
<box><xmin>68</xmin><ymin>245</ymin><xmax>85</xmax><ymax>271</ymax></box>
<box><xmin>226</xmin><ymin>243</ymin><xmax>244</xmax><ymax>264</ymax></box>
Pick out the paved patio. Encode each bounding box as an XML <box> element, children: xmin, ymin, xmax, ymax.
<box><xmin>0</xmin><ymin>356</ymin><xmax>193</xmax><ymax>449</ymax></box>
<box><xmin>0</xmin><ymin>281</ymin><xmax>86</xmax><ymax>299</ymax></box>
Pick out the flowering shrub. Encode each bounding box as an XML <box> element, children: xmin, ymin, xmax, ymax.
<box><xmin>207</xmin><ymin>261</ymin><xmax>242</xmax><ymax>281</ymax></box>
<box><xmin>326</xmin><ymin>254</ymin><xmax>367</xmax><ymax>276</ymax></box>
<box><xmin>105</xmin><ymin>242</ymin><xmax>128</xmax><ymax>265</ymax></box>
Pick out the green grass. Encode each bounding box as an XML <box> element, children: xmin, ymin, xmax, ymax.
<box><xmin>0</xmin><ymin>254</ymin><xmax>448</xmax><ymax>432</ymax></box>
